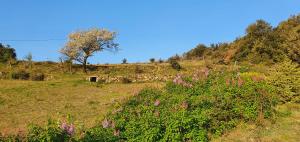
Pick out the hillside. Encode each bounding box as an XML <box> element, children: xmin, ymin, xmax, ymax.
<box><xmin>0</xmin><ymin>12</ymin><xmax>300</xmax><ymax>142</ymax></box>
<box><xmin>182</xmin><ymin>14</ymin><xmax>300</xmax><ymax>65</ymax></box>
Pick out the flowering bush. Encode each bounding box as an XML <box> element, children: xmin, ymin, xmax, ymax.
<box><xmin>80</xmin><ymin>71</ymin><xmax>276</xmax><ymax>141</ymax></box>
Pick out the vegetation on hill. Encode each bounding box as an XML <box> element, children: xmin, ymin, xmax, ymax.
<box><xmin>183</xmin><ymin>14</ymin><xmax>300</xmax><ymax>65</ymax></box>
<box><xmin>0</xmin><ymin>43</ymin><xmax>16</xmax><ymax>63</ymax></box>
<box><xmin>0</xmin><ymin>14</ymin><xmax>300</xmax><ymax>142</ymax></box>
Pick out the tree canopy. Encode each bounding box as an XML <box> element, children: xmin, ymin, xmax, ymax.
<box><xmin>0</xmin><ymin>43</ymin><xmax>17</xmax><ymax>63</ymax></box>
<box><xmin>183</xmin><ymin>14</ymin><xmax>300</xmax><ymax>64</ymax></box>
<box><xmin>61</xmin><ymin>28</ymin><xmax>118</xmax><ymax>72</ymax></box>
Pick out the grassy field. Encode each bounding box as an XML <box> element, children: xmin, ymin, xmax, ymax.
<box><xmin>0</xmin><ymin>74</ymin><xmax>163</xmax><ymax>135</ymax></box>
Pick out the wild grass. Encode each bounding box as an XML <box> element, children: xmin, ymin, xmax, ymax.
<box><xmin>0</xmin><ymin>75</ymin><xmax>163</xmax><ymax>135</ymax></box>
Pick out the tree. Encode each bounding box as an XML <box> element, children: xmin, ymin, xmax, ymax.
<box><xmin>0</xmin><ymin>43</ymin><xmax>17</xmax><ymax>63</ymax></box>
<box><xmin>61</xmin><ymin>28</ymin><xmax>118</xmax><ymax>73</ymax></box>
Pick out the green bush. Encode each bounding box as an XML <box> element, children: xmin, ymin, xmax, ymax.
<box><xmin>267</xmin><ymin>60</ymin><xmax>300</xmax><ymax>103</ymax></box>
<box><xmin>27</xmin><ymin>120</ymin><xmax>74</xmax><ymax>142</ymax></box>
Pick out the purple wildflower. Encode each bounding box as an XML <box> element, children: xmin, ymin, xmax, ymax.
<box><xmin>60</xmin><ymin>122</ymin><xmax>75</xmax><ymax>136</ymax></box>
<box><xmin>67</xmin><ymin>124</ymin><xmax>75</xmax><ymax>135</ymax></box>
<box><xmin>203</xmin><ymin>68</ymin><xmax>210</xmax><ymax>77</ymax></box>
<box><xmin>102</xmin><ymin>119</ymin><xmax>111</xmax><ymax>128</ymax></box>
<box><xmin>154</xmin><ymin>99</ymin><xmax>160</xmax><ymax>106</ymax></box>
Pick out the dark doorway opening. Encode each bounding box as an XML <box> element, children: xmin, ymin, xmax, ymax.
<box><xmin>90</xmin><ymin>77</ymin><xmax>97</xmax><ymax>82</ymax></box>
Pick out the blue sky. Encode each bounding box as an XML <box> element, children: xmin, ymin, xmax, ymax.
<box><xmin>0</xmin><ymin>0</ymin><xmax>300</xmax><ymax>64</ymax></box>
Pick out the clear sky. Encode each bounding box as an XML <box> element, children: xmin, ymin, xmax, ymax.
<box><xmin>1</xmin><ymin>0</ymin><xmax>300</xmax><ymax>64</ymax></box>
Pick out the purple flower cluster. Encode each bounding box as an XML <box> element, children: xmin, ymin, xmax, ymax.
<box><xmin>154</xmin><ymin>99</ymin><xmax>160</xmax><ymax>106</ymax></box>
<box><xmin>102</xmin><ymin>119</ymin><xmax>111</xmax><ymax>128</ymax></box>
<box><xmin>173</xmin><ymin>74</ymin><xmax>193</xmax><ymax>88</ymax></box>
<box><xmin>60</xmin><ymin>122</ymin><xmax>75</xmax><ymax>136</ymax></box>
<box><xmin>102</xmin><ymin>119</ymin><xmax>120</xmax><ymax>137</ymax></box>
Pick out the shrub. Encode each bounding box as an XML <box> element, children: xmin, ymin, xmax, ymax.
<box><xmin>169</xmin><ymin>60</ymin><xmax>181</xmax><ymax>71</ymax></box>
<box><xmin>27</xmin><ymin>119</ymin><xmax>74</xmax><ymax>142</ymax></box>
<box><xmin>149</xmin><ymin>58</ymin><xmax>155</xmax><ymax>63</ymax></box>
<box><xmin>267</xmin><ymin>60</ymin><xmax>300</xmax><ymax>103</ymax></box>
<box><xmin>0</xmin><ymin>71</ymin><xmax>9</xmax><ymax>79</ymax></box>
<box><xmin>122</xmin><ymin>58</ymin><xmax>127</xmax><ymax>64</ymax></box>
<box><xmin>92</xmin><ymin>71</ymin><xmax>276</xmax><ymax>141</ymax></box>
<box><xmin>11</xmin><ymin>70</ymin><xmax>30</xmax><ymax>80</ymax></box>
<box><xmin>31</xmin><ymin>72</ymin><xmax>45</xmax><ymax>81</ymax></box>
<box><xmin>158</xmin><ymin>58</ymin><xmax>164</xmax><ymax>63</ymax></box>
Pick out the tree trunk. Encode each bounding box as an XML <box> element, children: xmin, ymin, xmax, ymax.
<box><xmin>83</xmin><ymin>57</ymin><xmax>88</xmax><ymax>73</ymax></box>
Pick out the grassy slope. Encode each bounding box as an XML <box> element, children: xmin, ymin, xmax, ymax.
<box><xmin>0</xmin><ymin>74</ymin><xmax>162</xmax><ymax>135</ymax></box>
<box><xmin>213</xmin><ymin>103</ymin><xmax>300</xmax><ymax>142</ymax></box>
<box><xmin>1</xmin><ymin>61</ymin><xmax>299</xmax><ymax>141</ymax></box>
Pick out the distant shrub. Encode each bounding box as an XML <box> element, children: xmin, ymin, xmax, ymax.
<box><xmin>31</xmin><ymin>72</ymin><xmax>45</xmax><ymax>81</ymax></box>
<box><xmin>158</xmin><ymin>58</ymin><xmax>164</xmax><ymax>63</ymax></box>
<box><xmin>169</xmin><ymin>60</ymin><xmax>181</xmax><ymax>71</ymax></box>
<box><xmin>11</xmin><ymin>71</ymin><xmax>30</xmax><ymax>80</ymax></box>
<box><xmin>122</xmin><ymin>58</ymin><xmax>127</xmax><ymax>64</ymax></box>
<box><xmin>149</xmin><ymin>58</ymin><xmax>155</xmax><ymax>63</ymax></box>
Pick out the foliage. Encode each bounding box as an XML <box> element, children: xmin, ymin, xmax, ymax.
<box><xmin>182</xmin><ymin>14</ymin><xmax>300</xmax><ymax>64</ymax></box>
<box><xmin>267</xmin><ymin>60</ymin><xmax>300</xmax><ymax>103</ymax></box>
<box><xmin>122</xmin><ymin>58</ymin><xmax>127</xmax><ymax>64</ymax></box>
<box><xmin>184</xmin><ymin>44</ymin><xmax>208</xmax><ymax>60</ymax></box>
<box><xmin>149</xmin><ymin>58</ymin><xmax>155</xmax><ymax>63</ymax></box>
<box><xmin>26</xmin><ymin>119</ymin><xmax>74</xmax><ymax>142</ymax></box>
<box><xmin>60</xmin><ymin>28</ymin><xmax>118</xmax><ymax>73</ymax></box>
<box><xmin>79</xmin><ymin>71</ymin><xmax>276</xmax><ymax>141</ymax></box>
<box><xmin>169</xmin><ymin>59</ymin><xmax>181</xmax><ymax>71</ymax></box>
<box><xmin>0</xmin><ymin>43</ymin><xmax>17</xmax><ymax>63</ymax></box>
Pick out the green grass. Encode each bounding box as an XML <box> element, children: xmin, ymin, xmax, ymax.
<box><xmin>0</xmin><ymin>75</ymin><xmax>163</xmax><ymax>135</ymax></box>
